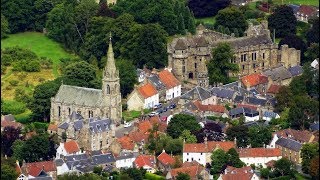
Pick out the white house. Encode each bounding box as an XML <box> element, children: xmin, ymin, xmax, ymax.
<box><xmin>158</xmin><ymin>69</ymin><xmax>181</xmax><ymax>101</ymax></box>
<box><xmin>218</xmin><ymin>166</ymin><xmax>260</xmax><ymax>180</ymax></box>
<box><xmin>115</xmin><ymin>152</ymin><xmax>138</xmax><ymax>169</ymax></box>
<box><xmin>56</xmin><ymin>140</ymin><xmax>83</xmax><ymax>159</ymax></box>
<box><xmin>134</xmin><ymin>155</ymin><xmax>157</xmax><ymax>173</ymax></box>
<box><xmin>239</xmin><ymin>148</ymin><xmax>282</xmax><ymax>168</ymax></box>
<box><xmin>127</xmin><ymin>82</ymin><xmax>159</xmax><ymax>111</ymax></box>
<box><xmin>55</xmin><ymin>159</ymin><xmax>69</xmax><ymax>175</ymax></box>
<box><xmin>183</xmin><ymin>139</ymin><xmax>236</xmax><ymax>166</ymax></box>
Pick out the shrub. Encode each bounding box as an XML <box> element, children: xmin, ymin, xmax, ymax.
<box><xmin>1</xmin><ymin>66</ymin><xmax>7</xmax><ymax>74</ymax></box>
<box><xmin>24</xmin><ymin>60</ymin><xmax>41</xmax><ymax>72</ymax></box>
<box><xmin>145</xmin><ymin>172</ymin><xmax>165</xmax><ymax>180</ymax></box>
<box><xmin>14</xmin><ymin>112</ymin><xmax>32</xmax><ymax>124</ymax></box>
<box><xmin>38</xmin><ymin>77</ymin><xmax>45</xmax><ymax>83</ymax></box>
<box><xmin>2</xmin><ymin>100</ymin><xmax>27</xmax><ymax>115</ymax></box>
<box><xmin>9</xmin><ymin>80</ymin><xmax>19</xmax><ymax>86</ymax></box>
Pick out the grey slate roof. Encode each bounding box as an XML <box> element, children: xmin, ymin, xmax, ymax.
<box><xmin>148</xmin><ymin>75</ymin><xmax>165</xmax><ymax>90</ymax></box>
<box><xmin>65</xmin><ymin>154</ymin><xmax>89</xmax><ymax>162</ymax></box>
<box><xmin>73</xmin><ymin>120</ymin><xmax>83</xmax><ymax>131</ymax></box>
<box><xmin>262</xmin><ymin>66</ymin><xmax>292</xmax><ymax>81</ymax></box>
<box><xmin>229</xmin><ymin>107</ymin><xmax>259</xmax><ymax>116</ymax></box>
<box><xmin>250</xmin><ymin>89</ymin><xmax>260</xmax><ymax>95</ymax></box>
<box><xmin>234</xmin><ymin>95</ymin><xmax>244</xmax><ymax>103</ymax></box>
<box><xmin>263</xmin><ymin>111</ymin><xmax>278</xmax><ymax>118</ymax></box>
<box><xmin>91</xmin><ymin>150</ymin><xmax>102</xmax><ymax>156</ymax></box>
<box><xmin>54</xmin><ymin>85</ymin><xmax>102</xmax><ymax>107</ymax></box>
<box><xmin>58</xmin><ymin>122</ymin><xmax>69</xmax><ymax>130</ymax></box>
<box><xmin>54</xmin><ymin>159</ymin><xmax>65</xmax><ymax>167</ymax></box>
<box><xmin>92</xmin><ymin>153</ymin><xmax>116</xmax><ymax>165</ymax></box>
<box><xmin>275</xmin><ymin>138</ymin><xmax>302</xmax><ymax>152</ymax></box>
<box><xmin>246</xmin><ymin>97</ymin><xmax>267</xmax><ymax>106</ymax></box>
<box><xmin>73</xmin><ymin>161</ymin><xmax>95</xmax><ymax>173</ymax></box>
<box><xmin>194</xmin><ymin>36</ymin><xmax>208</xmax><ymax>47</ymax></box>
<box><xmin>288</xmin><ymin>65</ymin><xmax>303</xmax><ymax>77</ymax></box>
<box><xmin>309</xmin><ymin>123</ymin><xmax>319</xmax><ymax>131</ymax></box>
<box><xmin>3</xmin><ymin>114</ymin><xmax>15</xmax><ymax>121</ymax></box>
<box><xmin>89</xmin><ymin>118</ymin><xmax>112</xmax><ymax>134</ymax></box>
<box><xmin>32</xmin><ymin>177</ymin><xmax>53</xmax><ymax>180</ymax></box>
<box><xmin>174</xmin><ymin>39</ymin><xmax>188</xmax><ymax>50</ymax></box>
<box><xmin>69</xmin><ymin>111</ymin><xmax>84</xmax><ymax>121</ymax></box>
<box><xmin>116</xmin><ymin>152</ymin><xmax>139</xmax><ymax>160</ymax></box>
<box><xmin>223</xmin><ymin>82</ymin><xmax>253</xmax><ymax>96</ymax></box>
<box><xmin>288</xmin><ymin>4</ymin><xmax>300</xmax><ymax>14</ymax></box>
<box><xmin>210</xmin><ymin>87</ymin><xmax>236</xmax><ymax>99</ymax></box>
<box><xmin>180</xmin><ymin>86</ymin><xmax>212</xmax><ymax>101</ymax></box>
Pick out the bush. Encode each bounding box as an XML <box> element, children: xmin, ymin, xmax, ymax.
<box><xmin>1</xmin><ymin>66</ymin><xmax>7</xmax><ymax>74</ymax></box>
<box><xmin>24</xmin><ymin>60</ymin><xmax>41</xmax><ymax>72</ymax></box>
<box><xmin>14</xmin><ymin>112</ymin><xmax>32</xmax><ymax>124</ymax></box>
<box><xmin>145</xmin><ymin>172</ymin><xmax>165</xmax><ymax>180</ymax></box>
<box><xmin>9</xmin><ymin>80</ymin><xmax>19</xmax><ymax>86</ymax></box>
<box><xmin>38</xmin><ymin>77</ymin><xmax>46</xmax><ymax>83</ymax></box>
<box><xmin>2</xmin><ymin>100</ymin><xmax>27</xmax><ymax>115</ymax></box>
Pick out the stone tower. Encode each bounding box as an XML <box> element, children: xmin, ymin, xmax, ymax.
<box><xmin>101</xmin><ymin>33</ymin><xmax>122</xmax><ymax>124</ymax></box>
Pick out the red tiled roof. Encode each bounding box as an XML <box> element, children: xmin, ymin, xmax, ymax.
<box><xmin>267</xmin><ymin>84</ymin><xmax>282</xmax><ymax>94</ymax></box>
<box><xmin>138</xmin><ymin>83</ymin><xmax>158</xmax><ymax>99</ymax></box>
<box><xmin>157</xmin><ymin>151</ymin><xmax>175</xmax><ymax>166</ymax></box>
<box><xmin>237</xmin><ymin>104</ymin><xmax>258</xmax><ymax>110</ymax></box>
<box><xmin>158</xmin><ymin>70</ymin><xmax>180</xmax><ymax>89</ymax></box>
<box><xmin>134</xmin><ymin>155</ymin><xmax>156</xmax><ymax>168</ymax></box>
<box><xmin>222</xmin><ymin>166</ymin><xmax>255</xmax><ymax>180</ymax></box>
<box><xmin>117</xmin><ymin>136</ymin><xmax>135</xmax><ymax>150</ymax></box>
<box><xmin>170</xmin><ymin>165</ymin><xmax>204</xmax><ymax>179</ymax></box>
<box><xmin>182</xmin><ymin>160</ymin><xmax>200</xmax><ymax>167</ymax></box>
<box><xmin>238</xmin><ymin>148</ymin><xmax>281</xmax><ymax>158</ymax></box>
<box><xmin>183</xmin><ymin>141</ymin><xmax>235</xmax><ymax>153</ymax></box>
<box><xmin>274</xmin><ymin>128</ymin><xmax>315</xmax><ymax>143</ymax></box>
<box><xmin>137</xmin><ymin>121</ymin><xmax>153</xmax><ymax>133</ymax></box>
<box><xmin>47</xmin><ymin>124</ymin><xmax>58</xmax><ymax>131</ymax></box>
<box><xmin>241</xmin><ymin>73</ymin><xmax>268</xmax><ymax>88</ymax></box>
<box><xmin>193</xmin><ymin>101</ymin><xmax>225</xmax><ymax>113</ymax></box>
<box><xmin>64</xmin><ymin>140</ymin><xmax>80</xmax><ymax>154</ymax></box>
<box><xmin>15</xmin><ymin>162</ymin><xmax>22</xmax><ymax>174</ymax></box>
<box><xmin>129</xmin><ymin>130</ymin><xmax>149</xmax><ymax>143</ymax></box>
<box><xmin>25</xmin><ymin>161</ymin><xmax>56</xmax><ymax>177</ymax></box>
<box><xmin>149</xmin><ymin>116</ymin><xmax>168</xmax><ymax>132</ymax></box>
<box><xmin>1</xmin><ymin>119</ymin><xmax>22</xmax><ymax>129</ymax></box>
<box><xmin>298</xmin><ymin>5</ymin><xmax>317</xmax><ymax>16</ymax></box>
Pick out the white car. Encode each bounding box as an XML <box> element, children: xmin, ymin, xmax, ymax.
<box><xmin>149</xmin><ymin>111</ymin><xmax>158</xmax><ymax>117</ymax></box>
<box><xmin>124</xmin><ymin>122</ymin><xmax>132</xmax><ymax>128</ymax></box>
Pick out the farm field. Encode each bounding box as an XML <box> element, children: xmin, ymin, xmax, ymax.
<box><xmin>272</xmin><ymin>0</ymin><xmax>319</xmax><ymax>6</ymax></box>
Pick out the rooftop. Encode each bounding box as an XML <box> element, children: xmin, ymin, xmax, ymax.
<box><xmin>138</xmin><ymin>83</ymin><xmax>158</xmax><ymax>99</ymax></box>
<box><xmin>183</xmin><ymin>141</ymin><xmax>235</xmax><ymax>153</ymax></box>
<box><xmin>238</xmin><ymin>148</ymin><xmax>281</xmax><ymax>158</ymax></box>
<box><xmin>158</xmin><ymin>69</ymin><xmax>180</xmax><ymax>89</ymax></box>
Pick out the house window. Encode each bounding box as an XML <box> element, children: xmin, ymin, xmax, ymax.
<box><xmin>263</xmin><ymin>53</ymin><xmax>265</xmax><ymax>59</ymax></box>
<box><xmin>187</xmin><ymin>153</ymin><xmax>189</xmax><ymax>155</ymax></box>
<box><xmin>242</xmin><ymin>65</ymin><xmax>245</xmax><ymax>70</ymax></box>
<box><xmin>187</xmin><ymin>158</ymin><xmax>189</xmax><ymax>162</ymax></box>
<box><xmin>191</xmin><ymin>158</ymin><xmax>194</xmax><ymax>161</ymax></box>
<box><xmin>244</xmin><ymin>54</ymin><xmax>247</xmax><ymax>61</ymax></box>
<box><xmin>68</xmin><ymin>108</ymin><xmax>71</xmax><ymax>115</ymax></box>
<box><xmin>107</xmin><ymin>85</ymin><xmax>110</xmax><ymax>94</ymax></box>
<box><xmin>195</xmin><ymin>63</ymin><xmax>197</xmax><ymax>69</ymax></box>
<box><xmin>200</xmin><ymin>153</ymin><xmax>203</xmax><ymax>155</ymax></box>
<box><xmin>253</xmin><ymin>64</ymin><xmax>256</xmax><ymax>68</ymax></box>
<box><xmin>241</xmin><ymin>54</ymin><xmax>244</xmax><ymax>62</ymax></box>
<box><xmin>182</xmin><ymin>66</ymin><xmax>186</xmax><ymax>73</ymax></box>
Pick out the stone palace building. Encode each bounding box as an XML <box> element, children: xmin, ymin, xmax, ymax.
<box><xmin>50</xmin><ymin>36</ymin><xmax>122</xmax><ymax>124</ymax></box>
<box><xmin>167</xmin><ymin>21</ymin><xmax>301</xmax><ymax>88</ymax></box>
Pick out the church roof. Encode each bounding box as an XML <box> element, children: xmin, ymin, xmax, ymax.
<box><xmin>212</xmin><ymin>34</ymin><xmax>272</xmax><ymax>49</ymax></box>
<box><xmin>54</xmin><ymin>85</ymin><xmax>102</xmax><ymax>107</ymax></box>
<box><xmin>174</xmin><ymin>39</ymin><xmax>188</xmax><ymax>50</ymax></box>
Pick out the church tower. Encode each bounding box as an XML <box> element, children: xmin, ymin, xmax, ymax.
<box><xmin>102</xmin><ymin>33</ymin><xmax>122</xmax><ymax>124</ymax></box>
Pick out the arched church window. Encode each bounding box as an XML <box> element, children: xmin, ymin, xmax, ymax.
<box><xmin>58</xmin><ymin>106</ymin><xmax>61</xmax><ymax>117</ymax></box>
<box><xmin>107</xmin><ymin>85</ymin><xmax>110</xmax><ymax>94</ymax></box>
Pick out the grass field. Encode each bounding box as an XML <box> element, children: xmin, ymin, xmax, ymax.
<box><xmin>195</xmin><ymin>16</ymin><xmax>216</xmax><ymax>26</ymax></box>
<box><xmin>1</xmin><ymin>32</ymin><xmax>77</xmax><ymax>77</ymax></box>
<box><xmin>272</xmin><ymin>0</ymin><xmax>319</xmax><ymax>6</ymax></box>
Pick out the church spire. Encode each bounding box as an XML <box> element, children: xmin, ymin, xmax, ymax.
<box><xmin>104</xmin><ymin>32</ymin><xmax>117</xmax><ymax>76</ymax></box>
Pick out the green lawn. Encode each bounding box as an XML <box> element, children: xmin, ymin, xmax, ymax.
<box><xmin>272</xmin><ymin>0</ymin><xmax>319</xmax><ymax>6</ymax></box>
<box><xmin>195</xmin><ymin>16</ymin><xmax>216</xmax><ymax>26</ymax></box>
<box><xmin>1</xmin><ymin>32</ymin><xmax>77</xmax><ymax>77</ymax></box>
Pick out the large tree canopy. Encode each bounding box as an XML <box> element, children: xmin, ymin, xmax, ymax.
<box><xmin>207</xmin><ymin>43</ymin><xmax>239</xmax><ymax>85</ymax></box>
<box><xmin>306</xmin><ymin>17</ymin><xmax>319</xmax><ymax>45</ymax></box>
<box><xmin>215</xmin><ymin>7</ymin><xmax>248</xmax><ymax>37</ymax></box>
<box><xmin>188</xmin><ymin>0</ymin><xmax>231</xmax><ymax>18</ymax></box>
<box><xmin>226</xmin><ymin>125</ymin><xmax>249</xmax><ymax>148</ymax></box>
<box><xmin>167</xmin><ymin>114</ymin><xmax>201</xmax><ymax>139</ymax></box>
<box><xmin>268</xmin><ymin>5</ymin><xmax>297</xmax><ymax>38</ymax></box>
<box><xmin>1</xmin><ymin>14</ymin><xmax>10</xmax><ymax>39</ymax></box>
<box><xmin>301</xmin><ymin>143</ymin><xmax>319</xmax><ymax>174</ymax></box>
<box><xmin>115</xmin><ymin>59</ymin><xmax>138</xmax><ymax>97</ymax></box>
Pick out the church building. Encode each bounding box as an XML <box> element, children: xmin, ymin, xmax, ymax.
<box><xmin>50</xmin><ymin>36</ymin><xmax>122</xmax><ymax>124</ymax></box>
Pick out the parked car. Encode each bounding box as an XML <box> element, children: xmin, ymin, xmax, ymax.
<box><xmin>157</xmin><ymin>108</ymin><xmax>163</xmax><ymax>114</ymax></box>
<box><xmin>163</xmin><ymin>107</ymin><xmax>168</xmax><ymax>112</ymax></box>
<box><xmin>149</xmin><ymin>111</ymin><xmax>158</xmax><ymax>117</ymax></box>
<box><xmin>169</xmin><ymin>103</ymin><xmax>176</xmax><ymax>109</ymax></box>
<box><xmin>153</xmin><ymin>103</ymin><xmax>163</xmax><ymax>109</ymax></box>
<box><xmin>124</xmin><ymin>121</ymin><xmax>132</xmax><ymax>128</ymax></box>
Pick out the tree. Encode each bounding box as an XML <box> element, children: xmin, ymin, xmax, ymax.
<box><xmin>260</xmin><ymin>168</ymin><xmax>270</xmax><ymax>179</ymax></box>
<box><xmin>279</xmin><ymin>34</ymin><xmax>307</xmax><ymax>64</ymax></box>
<box><xmin>29</xmin><ymin>79</ymin><xmax>60</xmax><ymax>121</ymax></box>
<box><xmin>1</xmin><ymin>0</ymin><xmax>35</xmax><ymax>33</ymax></box>
<box><xmin>115</xmin><ymin>59</ymin><xmax>138</xmax><ymax>97</ymax></box>
<box><xmin>304</xmin><ymin>43</ymin><xmax>319</xmax><ymax>63</ymax></box>
<box><xmin>93</xmin><ymin>166</ymin><xmax>103</xmax><ymax>175</ymax></box>
<box><xmin>215</xmin><ymin>7</ymin><xmax>248</xmax><ymax>37</ymax></box>
<box><xmin>178</xmin><ymin>13</ymin><xmax>186</xmax><ymax>35</ymax></box>
<box><xmin>63</xmin><ymin>61</ymin><xmax>100</xmax><ymax>89</ymax></box>
<box><xmin>210</xmin><ymin>149</ymin><xmax>228</xmax><ymax>175</ymax></box>
<box><xmin>1</xmin><ymin>14</ymin><xmax>10</xmax><ymax>39</ymax></box>
<box><xmin>1</xmin><ymin>164</ymin><xmax>18</xmax><ymax>180</ymax></box>
<box><xmin>176</xmin><ymin>172</ymin><xmax>190</xmax><ymax>180</ymax></box>
<box><xmin>207</xmin><ymin>43</ymin><xmax>239</xmax><ymax>85</ymax></box>
<box><xmin>33</xmin><ymin>0</ymin><xmax>54</xmax><ymax>31</ymax></box>
<box><xmin>306</xmin><ymin>17</ymin><xmax>319</xmax><ymax>45</ymax></box>
<box><xmin>268</xmin><ymin>5</ymin><xmax>297</xmax><ymax>38</ymax></box>
<box><xmin>97</xmin><ymin>0</ymin><xmax>115</xmax><ymax>17</ymax></box>
<box><xmin>195</xmin><ymin>122</ymin><xmax>224</xmax><ymax>142</ymax></box>
<box><xmin>274</xmin><ymin>158</ymin><xmax>295</xmax><ymax>177</ymax></box>
<box><xmin>309</xmin><ymin>155</ymin><xmax>319</xmax><ymax>178</ymax></box>
<box><xmin>123</xmin><ymin>168</ymin><xmax>146</xmax><ymax>180</ymax></box>
<box><xmin>248</xmin><ymin>126</ymin><xmax>272</xmax><ymax>148</ymax></box>
<box><xmin>188</xmin><ymin>0</ymin><xmax>231</xmax><ymax>18</ymax></box>
<box><xmin>275</xmin><ymin>86</ymin><xmax>294</xmax><ymax>112</ymax></box>
<box><xmin>179</xmin><ymin>130</ymin><xmax>197</xmax><ymax>143</ymax></box>
<box><xmin>301</xmin><ymin>143</ymin><xmax>319</xmax><ymax>174</ymax></box>
<box><xmin>167</xmin><ymin>114</ymin><xmax>201</xmax><ymax>139</ymax></box>
<box><xmin>1</xmin><ymin>126</ymin><xmax>21</xmax><ymax>156</ymax></box>
<box><xmin>227</xmin><ymin>148</ymin><xmax>245</xmax><ymax>168</ymax></box>
<box><xmin>226</xmin><ymin>125</ymin><xmax>249</xmax><ymax>148</ymax></box>
<box><xmin>12</xmin><ymin>134</ymin><xmax>56</xmax><ymax>163</ymax></box>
